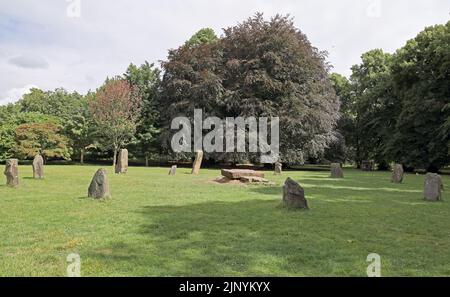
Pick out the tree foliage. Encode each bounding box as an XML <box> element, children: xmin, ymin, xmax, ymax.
<box><xmin>89</xmin><ymin>78</ymin><xmax>142</xmax><ymax>165</ymax></box>
<box><xmin>15</xmin><ymin>122</ymin><xmax>70</xmax><ymax>160</ymax></box>
<box><xmin>160</xmin><ymin>13</ymin><xmax>340</xmax><ymax>164</ymax></box>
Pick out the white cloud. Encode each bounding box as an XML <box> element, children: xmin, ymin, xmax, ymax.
<box><xmin>0</xmin><ymin>84</ymin><xmax>39</xmax><ymax>105</ymax></box>
<box><xmin>9</xmin><ymin>54</ymin><xmax>49</xmax><ymax>69</ymax></box>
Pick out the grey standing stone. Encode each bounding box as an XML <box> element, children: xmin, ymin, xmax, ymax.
<box><xmin>115</xmin><ymin>149</ymin><xmax>128</xmax><ymax>174</ymax></box>
<box><xmin>330</xmin><ymin>163</ymin><xmax>344</xmax><ymax>178</ymax></box>
<box><xmin>32</xmin><ymin>154</ymin><xmax>44</xmax><ymax>179</ymax></box>
<box><xmin>88</xmin><ymin>169</ymin><xmax>110</xmax><ymax>199</ymax></box>
<box><xmin>191</xmin><ymin>150</ymin><xmax>203</xmax><ymax>175</ymax></box>
<box><xmin>424</xmin><ymin>173</ymin><xmax>443</xmax><ymax>202</ymax></box>
<box><xmin>391</xmin><ymin>164</ymin><xmax>404</xmax><ymax>183</ymax></box>
<box><xmin>169</xmin><ymin>165</ymin><xmax>177</xmax><ymax>175</ymax></box>
<box><xmin>4</xmin><ymin>159</ymin><xmax>19</xmax><ymax>187</ymax></box>
<box><xmin>274</xmin><ymin>162</ymin><xmax>282</xmax><ymax>175</ymax></box>
<box><xmin>282</xmin><ymin>177</ymin><xmax>309</xmax><ymax>209</ymax></box>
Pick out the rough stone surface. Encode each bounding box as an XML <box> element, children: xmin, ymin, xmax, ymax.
<box><xmin>32</xmin><ymin>154</ymin><xmax>44</xmax><ymax>179</ymax></box>
<box><xmin>424</xmin><ymin>173</ymin><xmax>443</xmax><ymax>202</ymax></box>
<box><xmin>191</xmin><ymin>150</ymin><xmax>203</xmax><ymax>174</ymax></box>
<box><xmin>274</xmin><ymin>162</ymin><xmax>282</xmax><ymax>175</ymax></box>
<box><xmin>168</xmin><ymin>165</ymin><xmax>177</xmax><ymax>175</ymax></box>
<box><xmin>282</xmin><ymin>177</ymin><xmax>308</xmax><ymax>209</ymax></box>
<box><xmin>221</xmin><ymin>169</ymin><xmax>265</xmax><ymax>180</ymax></box>
<box><xmin>391</xmin><ymin>164</ymin><xmax>404</xmax><ymax>183</ymax></box>
<box><xmin>240</xmin><ymin>176</ymin><xmax>270</xmax><ymax>183</ymax></box>
<box><xmin>115</xmin><ymin>149</ymin><xmax>128</xmax><ymax>174</ymax></box>
<box><xmin>330</xmin><ymin>163</ymin><xmax>344</xmax><ymax>178</ymax></box>
<box><xmin>4</xmin><ymin>159</ymin><xmax>19</xmax><ymax>187</ymax></box>
<box><xmin>88</xmin><ymin>169</ymin><xmax>110</xmax><ymax>199</ymax></box>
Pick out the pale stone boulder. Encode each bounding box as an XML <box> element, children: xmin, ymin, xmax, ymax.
<box><xmin>191</xmin><ymin>150</ymin><xmax>203</xmax><ymax>174</ymax></box>
<box><xmin>391</xmin><ymin>164</ymin><xmax>404</xmax><ymax>183</ymax></box>
<box><xmin>274</xmin><ymin>162</ymin><xmax>282</xmax><ymax>175</ymax></box>
<box><xmin>221</xmin><ymin>169</ymin><xmax>265</xmax><ymax>180</ymax></box>
<box><xmin>240</xmin><ymin>176</ymin><xmax>270</xmax><ymax>183</ymax></box>
<box><xmin>4</xmin><ymin>159</ymin><xmax>19</xmax><ymax>187</ymax></box>
<box><xmin>282</xmin><ymin>178</ymin><xmax>308</xmax><ymax>209</ymax></box>
<box><xmin>423</xmin><ymin>173</ymin><xmax>443</xmax><ymax>202</ymax></box>
<box><xmin>32</xmin><ymin>154</ymin><xmax>44</xmax><ymax>179</ymax></box>
<box><xmin>330</xmin><ymin>163</ymin><xmax>344</xmax><ymax>178</ymax></box>
<box><xmin>168</xmin><ymin>165</ymin><xmax>177</xmax><ymax>175</ymax></box>
<box><xmin>115</xmin><ymin>149</ymin><xmax>128</xmax><ymax>174</ymax></box>
<box><xmin>88</xmin><ymin>169</ymin><xmax>110</xmax><ymax>199</ymax></box>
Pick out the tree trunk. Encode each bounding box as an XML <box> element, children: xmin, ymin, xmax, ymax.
<box><xmin>80</xmin><ymin>149</ymin><xmax>85</xmax><ymax>165</ymax></box>
<box><xmin>145</xmin><ymin>155</ymin><xmax>149</xmax><ymax>167</ymax></box>
<box><xmin>113</xmin><ymin>147</ymin><xmax>118</xmax><ymax>167</ymax></box>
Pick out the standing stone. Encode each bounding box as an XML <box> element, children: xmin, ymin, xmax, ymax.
<box><xmin>274</xmin><ymin>162</ymin><xmax>282</xmax><ymax>175</ymax></box>
<box><xmin>32</xmin><ymin>154</ymin><xmax>44</xmax><ymax>179</ymax></box>
<box><xmin>4</xmin><ymin>159</ymin><xmax>19</xmax><ymax>187</ymax></box>
<box><xmin>115</xmin><ymin>149</ymin><xmax>128</xmax><ymax>174</ymax></box>
<box><xmin>391</xmin><ymin>164</ymin><xmax>404</xmax><ymax>183</ymax></box>
<box><xmin>88</xmin><ymin>169</ymin><xmax>110</xmax><ymax>199</ymax></box>
<box><xmin>282</xmin><ymin>178</ymin><xmax>309</xmax><ymax>209</ymax></box>
<box><xmin>168</xmin><ymin>165</ymin><xmax>177</xmax><ymax>176</ymax></box>
<box><xmin>330</xmin><ymin>163</ymin><xmax>344</xmax><ymax>178</ymax></box>
<box><xmin>423</xmin><ymin>173</ymin><xmax>444</xmax><ymax>202</ymax></box>
<box><xmin>191</xmin><ymin>150</ymin><xmax>203</xmax><ymax>175</ymax></box>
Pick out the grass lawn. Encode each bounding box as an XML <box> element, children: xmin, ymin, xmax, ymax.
<box><xmin>0</xmin><ymin>165</ymin><xmax>449</xmax><ymax>276</ymax></box>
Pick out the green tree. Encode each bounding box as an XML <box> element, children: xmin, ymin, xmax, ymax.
<box><xmin>350</xmin><ymin>49</ymin><xmax>397</xmax><ymax>169</ymax></box>
<box><xmin>160</xmin><ymin>14</ymin><xmax>340</xmax><ymax>164</ymax></box>
<box><xmin>64</xmin><ymin>94</ymin><xmax>97</xmax><ymax>164</ymax></box>
<box><xmin>324</xmin><ymin>73</ymin><xmax>355</xmax><ymax>163</ymax></box>
<box><xmin>19</xmin><ymin>88</ymin><xmax>84</xmax><ymax>120</ymax></box>
<box><xmin>15</xmin><ymin>122</ymin><xmax>71</xmax><ymax>160</ymax></box>
<box><xmin>88</xmin><ymin>78</ymin><xmax>142</xmax><ymax>166</ymax></box>
<box><xmin>387</xmin><ymin>21</ymin><xmax>450</xmax><ymax>172</ymax></box>
<box><xmin>185</xmin><ymin>28</ymin><xmax>218</xmax><ymax>47</ymax></box>
<box><xmin>124</xmin><ymin>62</ymin><xmax>161</xmax><ymax>166</ymax></box>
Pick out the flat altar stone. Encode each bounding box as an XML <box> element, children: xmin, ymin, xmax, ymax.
<box><xmin>221</xmin><ymin>169</ymin><xmax>265</xmax><ymax>180</ymax></box>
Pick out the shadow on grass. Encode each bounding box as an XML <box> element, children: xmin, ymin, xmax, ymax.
<box><xmin>84</xmin><ymin>199</ymin><xmax>376</xmax><ymax>276</ymax></box>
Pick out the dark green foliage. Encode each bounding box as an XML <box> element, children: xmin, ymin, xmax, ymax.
<box><xmin>124</xmin><ymin>62</ymin><xmax>161</xmax><ymax>164</ymax></box>
<box><xmin>160</xmin><ymin>14</ymin><xmax>340</xmax><ymax>164</ymax></box>
<box><xmin>387</xmin><ymin>21</ymin><xmax>450</xmax><ymax>172</ymax></box>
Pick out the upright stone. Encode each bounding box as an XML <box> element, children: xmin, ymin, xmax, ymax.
<box><xmin>32</xmin><ymin>154</ymin><xmax>44</xmax><ymax>179</ymax></box>
<box><xmin>423</xmin><ymin>173</ymin><xmax>443</xmax><ymax>202</ymax></box>
<box><xmin>88</xmin><ymin>169</ymin><xmax>110</xmax><ymax>199</ymax></box>
<box><xmin>330</xmin><ymin>163</ymin><xmax>344</xmax><ymax>178</ymax></box>
<box><xmin>4</xmin><ymin>159</ymin><xmax>19</xmax><ymax>187</ymax></box>
<box><xmin>282</xmin><ymin>178</ymin><xmax>309</xmax><ymax>209</ymax></box>
<box><xmin>274</xmin><ymin>162</ymin><xmax>282</xmax><ymax>175</ymax></box>
<box><xmin>115</xmin><ymin>149</ymin><xmax>128</xmax><ymax>174</ymax></box>
<box><xmin>168</xmin><ymin>165</ymin><xmax>177</xmax><ymax>176</ymax></box>
<box><xmin>191</xmin><ymin>150</ymin><xmax>203</xmax><ymax>175</ymax></box>
<box><xmin>391</xmin><ymin>164</ymin><xmax>404</xmax><ymax>183</ymax></box>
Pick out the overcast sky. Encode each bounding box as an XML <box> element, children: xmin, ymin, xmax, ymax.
<box><xmin>0</xmin><ymin>0</ymin><xmax>449</xmax><ymax>105</ymax></box>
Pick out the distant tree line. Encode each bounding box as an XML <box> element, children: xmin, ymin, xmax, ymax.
<box><xmin>0</xmin><ymin>14</ymin><xmax>448</xmax><ymax>171</ymax></box>
<box><xmin>328</xmin><ymin>21</ymin><xmax>450</xmax><ymax>172</ymax></box>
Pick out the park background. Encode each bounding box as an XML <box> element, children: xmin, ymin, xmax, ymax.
<box><xmin>0</xmin><ymin>1</ymin><xmax>449</xmax><ymax>276</ymax></box>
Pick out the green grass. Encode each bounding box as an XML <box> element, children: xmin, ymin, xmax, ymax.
<box><xmin>0</xmin><ymin>165</ymin><xmax>449</xmax><ymax>276</ymax></box>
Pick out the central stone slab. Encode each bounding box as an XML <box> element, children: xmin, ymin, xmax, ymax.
<box><xmin>221</xmin><ymin>169</ymin><xmax>265</xmax><ymax>180</ymax></box>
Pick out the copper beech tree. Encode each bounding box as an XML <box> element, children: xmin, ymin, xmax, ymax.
<box><xmin>89</xmin><ymin>78</ymin><xmax>142</xmax><ymax>166</ymax></box>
